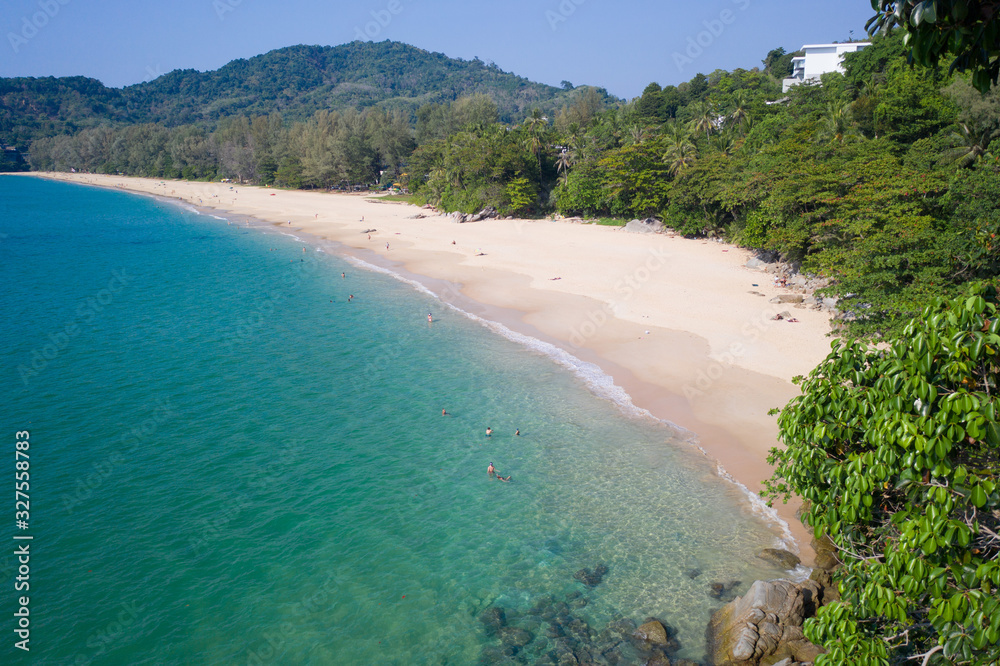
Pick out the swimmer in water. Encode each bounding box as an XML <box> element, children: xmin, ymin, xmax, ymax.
<box><xmin>487</xmin><ymin>462</ymin><xmax>495</xmax><ymax>477</ymax></box>
<box><xmin>486</xmin><ymin>427</ymin><xmax>493</xmax><ymax>437</ymax></box>
<box><xmin>497</xmin><ymin>475</ymin><xmax>511</xmax><ymax>482</ymax></box>
<box><xmin>515</xmin><ymin>429</ymin><xmax>520</xmax><ymax>436</ymax></box>
<box><xmin>428</xmin><ymin>313</ymin><xmax>433</xmax><ymax>323</ymax></box>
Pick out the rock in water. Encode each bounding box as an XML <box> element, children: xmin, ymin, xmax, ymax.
<box><xmin>573</xmin><ymin>564</ymin><xmax>609</xmax><ymax>588</ymax></box>
<box><xmin>478</xmin><ymin>605</ymin><xmax>507</xmax><ymax>636</ymax></box>
<box><xmin>706</xmin><ymin>579</ymin><xmax>826</xmax><ymax>665</ymax></box>
<box><xmin>757</xmin><ymin>548</ymin><xmax>802</xmax><ymax>570</ymax></box>
<box><xmin>709</xmin><ymin>580</ymin><xmax>742</xmax><ymax>601</ymax></box>
<box><xmin>633</xmin><ymin>619</ymin><xmax>668</xmax><ymax>646</ymax></box>
<box><xmin>499</xmin><ymin>626</ymin><xmax>534</xmax><ymax>648</ymax></box>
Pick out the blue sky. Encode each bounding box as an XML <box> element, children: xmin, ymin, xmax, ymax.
<box><xmin>2</xmin><ymin>0</ymin><xmax>876</xmax><ymax>99</ymax></box>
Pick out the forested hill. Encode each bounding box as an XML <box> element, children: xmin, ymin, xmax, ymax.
<box><xmin>0</xmin><ymin>41</ymin><xmax>614</xmax><ymax>148</ymax></box>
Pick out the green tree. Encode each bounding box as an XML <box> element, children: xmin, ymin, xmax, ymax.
<box><xmin>868</xmin><ymin>0</ymin><xmax>1000</xmax><ymax>92</ymax></box>
<box><xmin>765</xmin><ymin>287</ymin><xmax>1000</xmax><ymax>665</ymax></box>
<box><xmin>762</xmin><ymin>47</ymin><xmax>796</xmax><ymax>78</ymax></box>
<box><xmin>815</xmin><ymin>100</ymin><xmax>862</xmax><ymax>144</ymax></box>
<box><xmin>637</xmin><ymin>82</ymin><xmax>666</xmax><ymax>120</ymax></box>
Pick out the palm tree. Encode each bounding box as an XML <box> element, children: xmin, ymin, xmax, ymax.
<box><xmin>522</xmin><ymin>109</ymin><xmax>548</xmax><ymax>170</ymax></box>
<box><xmin>688</xmin><ymin>101</ymin><xmax>717</xmax><ymax>138</ymax></box>
<box><xmin>946</xmin><ymin>123</ymin><xmax>998</xmax><ymax>168</ymax></box>
<box><xmin>627</xmin><ymin>124</ymin><xmax>647</xmax><ymax>145</ymax></box>
<box><xmin>663</xmin><ymin>122</ymin><xmax>697</xmax><ymax>175</ymax></box>
<box><xmin>556</xmin><ymin>149</ymin><xmax>573</xmax><ymax>186</ymax></box>
<box><xmin>728</xmin><ymin>91</ymin><xmax>751</xmax><ymax>136</ymax></box>
<box><xmin>815</xmin><ymin>101</ymin><xmax>861</xmax><ymax>144</ymax></box>
<box><xmin>709</xmin><ymin>130</ymin><xmax>735</xmax><ymax>157</ymax></box>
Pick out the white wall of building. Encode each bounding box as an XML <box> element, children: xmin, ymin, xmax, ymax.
<box><xmin>782</xmin><ymin>43</ymin><xmax>870</xmax><ymax>92</ymax></box>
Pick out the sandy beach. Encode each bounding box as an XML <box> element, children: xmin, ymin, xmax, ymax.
<box><xmin>25</xmin><ymin>172</ymin><xmax>836</xmax><ymax>562</ymax></box>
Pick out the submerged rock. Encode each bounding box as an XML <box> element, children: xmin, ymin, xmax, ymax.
<box><xmin>574</xmin><ymin>563</ymin><xmax>609</xmax><ymax>588</ymax></box>
<box><xmin>757</xmin><ymin>548</ymin><xmax>802</xmax><ymax>570</ymax></box>
<box><xmin>709</xmin><ymin>580</ymin><xmax>742</xmax><ymax>601</ymax></box>
<box><xmin>479</xmin><ymin>605</ymin><xmax>507</xmax><ymax>636</ymax></box>
<box><xmin>499</xmin><ymin>626</ymin><xmax>534</xmax><ymax>648</ymax></box>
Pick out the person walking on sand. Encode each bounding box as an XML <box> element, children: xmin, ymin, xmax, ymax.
<box><xmin>487</xmin><ymin>462</ymin><xmax>495</xmax><ymax>477</ymax></box>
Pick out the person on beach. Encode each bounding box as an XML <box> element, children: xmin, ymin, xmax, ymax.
<box><xmin>487</xmin><ymin>462</ymin><xmax>495</xmax><ymax>477</ymax></box>
<box><xmin>486</xmin><ymin>427</ymin><xmax>493</xmax><ymax>437</ymax></box>
<box><xmin>386</xmin><ymin>243</ymin><xmax>390</xmax><ymax>250</ymax></box>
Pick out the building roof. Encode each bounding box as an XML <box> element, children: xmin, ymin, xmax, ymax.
<box><xmin>799</xmin><ymin>42</ymin><xmax>872</xmax><ymax>50</ymax></box>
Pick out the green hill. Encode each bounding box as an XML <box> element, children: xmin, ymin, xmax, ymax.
<box><xmin>0</xmin><ymin>41</ymin><xmax>616</xmax><ymax>150</ymax></box>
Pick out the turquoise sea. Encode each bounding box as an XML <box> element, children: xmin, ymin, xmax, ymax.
<box><xmin>1</xmin><ymin>176</ymin><xmax>794</xmax><ymax>665</ymax></box>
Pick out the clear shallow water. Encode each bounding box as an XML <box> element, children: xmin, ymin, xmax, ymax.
<box><xmin>1</xmin><ymin>176</ymin><xmax>790</xmax><ymax>665</ymax></box>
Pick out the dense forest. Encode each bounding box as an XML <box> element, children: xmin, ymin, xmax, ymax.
<box><xmin>0</xmin><ymin>41</ymin><xmax>614</xmax><ymax>150</ymax></box>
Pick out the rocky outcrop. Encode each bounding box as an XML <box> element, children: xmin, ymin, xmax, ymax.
<box><xmin>450</xmin><ymin>206</ymin><xmax>499</xmax><ymax>223</ymax></box>
<box><xmin>706</xmin><ymin>579</ymin><xmax>828</xmax><ymax>665</ymax></box>
<box><xmin>744</xmin><ymin>255</ymin><xmax>838</xmax><ymax>317</ymax></box>
<box><xmin>625</xmin><ymin>218</ymin><xmax>664</xmax><ymax>234</ymax></box>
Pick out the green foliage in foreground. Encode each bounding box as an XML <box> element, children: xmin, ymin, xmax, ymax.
<box><xmin>868</xmin><ymin>1</ymin><xmax>1000</xmax><ymax>92</ymax></box>
<box><xmin>765</xmin><ymin>287</ymin><xmax>1000</xmax><ymax>664</ymax></box>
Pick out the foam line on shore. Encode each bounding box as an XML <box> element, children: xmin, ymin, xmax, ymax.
<box><xmin>344</xmin><ymin>254</ymin><xmax>799</xmax><ymax>552</ymax></box>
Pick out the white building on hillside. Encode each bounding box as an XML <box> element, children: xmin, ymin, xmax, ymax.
<box><xmin>782</xmin><ymin>42</ymin><xmax>871</xmax><ymax>92</ymax></box>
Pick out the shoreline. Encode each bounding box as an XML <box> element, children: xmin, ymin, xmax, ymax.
<box><xmin>17</xmin><ymin>172</ymin><xmax>836</xmax><ymax>564</ymax></box>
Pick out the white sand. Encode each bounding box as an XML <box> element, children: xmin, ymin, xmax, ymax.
<box><xmin>26</xmin><ymin>173</ymin><xmax>837</xmax><ymax>561</ymax></box>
